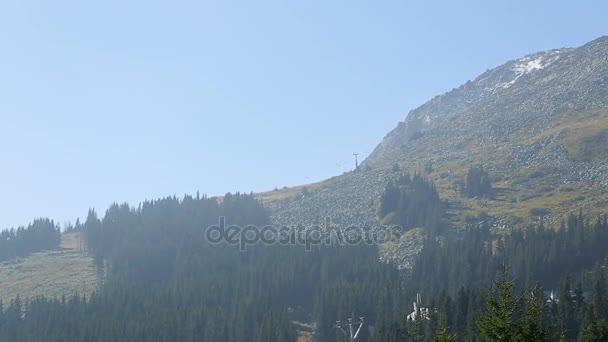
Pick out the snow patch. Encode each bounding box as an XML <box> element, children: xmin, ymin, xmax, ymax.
<box><xmin>514</xmin><ymin>56</ymin><xmax>546</xmax><ymax>74</ymax></box>
<box><xmin>498</xmin><ymin>51</ymin><xmax>561</xmax><ymax>89</ymax></box>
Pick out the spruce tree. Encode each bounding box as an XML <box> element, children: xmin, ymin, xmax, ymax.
<box><xmin>477</xmin><ymin>265</ymin><xmax>520</xmax><ymax>341</ymax></box>
<box><xmin>519</xmin><ymin>285</ymin><xmax>548</xmax><ymax>342</ymax></box>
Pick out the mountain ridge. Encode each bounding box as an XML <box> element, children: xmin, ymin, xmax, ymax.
<box><xmin>263</xmin><ymin>35</ymin><xmax>608</xmax><ymax>267</ymax></box>
<box><xmin>365</xmin><ymin>35</ymin><xmax>608</xmax><ymax>167</ymax></box>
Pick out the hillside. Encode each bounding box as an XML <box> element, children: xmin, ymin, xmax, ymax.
<box><xmin>3</xmin><ymin>34</ymin><xmax>607</xmax><ymax>314</ymax></box>
<box><xmin>262</xmin><ymin>36</ymin><xmax>608</xmax><ymax>267</ymax></box>
<box><xmin>364</xmin><ymin>36</ymin><xmax>608</xmax><ymax>223</ymax></box>
<box><xmin>0</xmin><ymin>232</ymin><xmax>96</xmax><ymax>304</ymax></box>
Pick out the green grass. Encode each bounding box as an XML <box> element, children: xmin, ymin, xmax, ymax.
<box><xmin>406</xmin><ymin>108</ymin><xmax>608</xmax><ymax>226</ymax></box>
<box><xmin>253</xmin><ymin>108</ymin><xmax>608</xmax><ymax>226</ymax></box>
<box><xmin>255</xmin><ymin>181</ymin><xmax>327</xmax><ymax>203</ymax></box>
<box><xmin>0</xmin><ymin>233</ymin><xmax>96</xmax><ymax>304</ymax></box>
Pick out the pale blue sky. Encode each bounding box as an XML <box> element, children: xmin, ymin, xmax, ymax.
<box><xmin>0</xmin><ymin>0</ymin><xmax>606</xmax><ymax>228</ymax></box>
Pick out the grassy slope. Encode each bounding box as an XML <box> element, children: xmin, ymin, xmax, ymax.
<box><xmin>258</xmin><ymin>109</ymin><xmax>608</xmax><ymax>227</ymax></box>
<box><xmin>0</xmin><ymin>232</ymin><xmax>96</xmax><ymax>304</ymax></box>
<box><xmin>425</xmin><ymin>108</ymin><xmax>608</xmax><ymax>225</ymax></box>
<box><xmin>256</xmin><ymin>180</ymin><xmax>328</xmax><ymax>203</ymax></box>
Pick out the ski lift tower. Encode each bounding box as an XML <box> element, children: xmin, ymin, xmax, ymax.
<box><xmin>334</xmin><ymin>317</ymin><xmax>364</xmax><ymax>341</ymax></box>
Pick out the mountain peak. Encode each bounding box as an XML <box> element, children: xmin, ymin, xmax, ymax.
<box><xmin>364</xmin><ymin>36</ymin><xmax>608</xmax><ymax>166</ymax></box>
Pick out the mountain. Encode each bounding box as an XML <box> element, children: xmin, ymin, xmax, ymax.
<box><xmin>3</xmin><ymin>36</ymin><xmax>608</xmax><ymax>342</ymax></box>
<box><xmin>360</xmin><ymin>36</ymin><xmax>608</xmax><ymax>219</ymax></box>
<box><xmin>365</xmin><ymin>36</ymin><xmax>608</xmax><ymax>168</ymax></box>
<box><xmin>263</xmin><ymin>36</ymin><xmax>608</xmax><ymax>267</ymax></box>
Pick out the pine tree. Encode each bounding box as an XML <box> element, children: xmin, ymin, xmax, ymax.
<box><xmin>519</xmin><ymin>285</ymin><xmax>548</xmax><ymax>342</ymax></box>
<box><xmin>592</xmin><ymin>263</ymin><xmax>608</xmax><ymax>320</ymax></box>
<box><xmin>477</xmin><ymin>265</ymin><xmax>520</xmax><ymax>341</ymax></box>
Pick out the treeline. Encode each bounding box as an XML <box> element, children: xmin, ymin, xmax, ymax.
<box><xmin>0</xmin><ymin>193</ymin><xmax>404</xmax><ymax>341</ymax></box>
<box><xmin>3</xmin><ymin>176</ymin><xmax>608</xmax><ymax>341</ymax></box>
<box><xmin>0</xmin><ymin>218</ymin><xmax>61</xmax><ymax>261</ymax></box>
<box><xmin>373</xmin><ymin>260</ymin><xmax>608</xmax><ymax>341</ymax></box>
<box><xmin>408</xmin><ymin>211</ymin><xmax>608</xmax><ymax>298</ymax></box>
<box><xmin>377</xmin><ymin>173</ymin><xmax>447</xmax><ymax>235</ymax></box>
<box><xmin>0</xmin><ymin>194</ymin><xmax>296</xmax><ymax>341</ymax></box>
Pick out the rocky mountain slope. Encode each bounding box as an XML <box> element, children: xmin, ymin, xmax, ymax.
<box><xmin>365</xmin><ymin>36</ymin><xmax>608</xmax><ymax>169</ymax></box>
<box><xmin>262</xmin><ymin>36</ymin><xmax>608</xmax><ymax>267</ymax></box>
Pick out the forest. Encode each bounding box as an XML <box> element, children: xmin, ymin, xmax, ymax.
<box><xmin>0</xmin><ymin>194</ymin><xmax>400</xmax><ymax>341</ymax></box>
<box><xmin>376</xmin><ymin>173</ymin><xmax>446</xmax><ymax>236</ymax></box>
<box><xmin>0</xmin><ymin>218</ymin><xmax>61</xmax><ymax>262</ymax></box>
<box><xmin>1</xmin><ymin>175</ymin><xmax>608</xmax><ymax>341</ymax></box>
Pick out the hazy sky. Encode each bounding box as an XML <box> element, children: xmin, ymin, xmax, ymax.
<box><xmin>0</xmin><ymin>0</ymin><xmax>606</xmax><ymax>228</ymax></box>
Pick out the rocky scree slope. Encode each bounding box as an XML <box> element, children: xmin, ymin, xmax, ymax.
<box><xmin>263</xmin><ymin>36</ymin><xmax>608</xmax><ymax>268</ymax></box>
<box><xmin>365</xmin><ymin>36</ymin><xmax>608</xmax><ymax>175</ymax></box>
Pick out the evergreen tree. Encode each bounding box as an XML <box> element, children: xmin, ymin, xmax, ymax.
<box><xmin>462</xmin><ymin>165</ymin><xmax>493</xmax><ymax>199</ymax></box>
<box><xmin>592</xmin><ymin>263</ymin><xmax>608</xmax><ymax>320</ymax></box>
<box><xmin>519</xmin><ymin>285</ymin><xmax>549</xmax><ymax>342</ymax></box>
<box><xmin>477</xmin><ymin>266</ymin><xmax>520</xmax><ymax>341</ymax></box>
